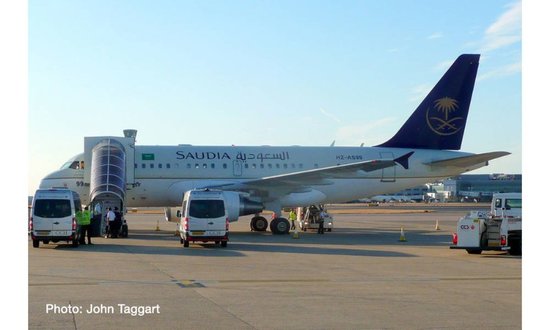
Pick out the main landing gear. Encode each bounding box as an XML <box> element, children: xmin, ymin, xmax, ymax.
<box><xmin>250</xmin><ymin>215</ymin><xmax>290</xmax><ymax>235</ymax></box>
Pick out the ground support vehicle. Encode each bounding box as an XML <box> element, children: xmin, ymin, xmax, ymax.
<box><xmin>298</xmin><ymin>205</ymin><xmax>334</xmax><ymax>232</ymax></box>
<box><xmin>178</xmin><ymin>189</ymin><xmax>229</xmax><ymax>248</ymax></box>
<box><xmin>451</xmin><ymin>193</ymin><xmax>521</xmax><ymax>255</ymax></box>
<box><xmin>29</xmin><ymin>188</ymin><xmax>82</xmax><ymax>248</ymax></box>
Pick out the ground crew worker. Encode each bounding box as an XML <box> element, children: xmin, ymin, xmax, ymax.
<box><xmin>78</xmin><ymin>206</ymin><xmax>93</xmax><ymax>245</ymax></box>
<box><xmin>106</xmin><ymin>207</ymin><xmax>116</xmax><ymax>238</ymax></box>
<box><xmin>289</xmin><ymin>209</ymin><xmax>297</xmax><ymax>230</ymax></box>
<box><xmin>317</xmin><ymin>208</ymin><xmax>326</xmax><ymax>234</ymax></box>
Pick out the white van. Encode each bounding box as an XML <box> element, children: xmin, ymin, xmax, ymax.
<box><xmin>178</xmin><ymin>189</ymin><xmax>228</xmax><ymax>248</ymax></box>
<box><xmin>29</xmin><ymin>189</ymin><xmax>82</xmax><ymax>248</ymax></box>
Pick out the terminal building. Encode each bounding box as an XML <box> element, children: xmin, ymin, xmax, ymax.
<box><xmin>371</xmin><ymin>174</ymin><xmax>521</xmax><ymax>202</ymax></box>
<box><xmin>443</xmin><ymin>174</ymin><xmax>522</xmax><ymax>202</ymax></box>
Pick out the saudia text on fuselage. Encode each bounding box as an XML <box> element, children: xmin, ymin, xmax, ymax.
<box><xmin>175</xmin><ymin>151</ymin><xmax>291</xmax><ymax>162</ymax></box>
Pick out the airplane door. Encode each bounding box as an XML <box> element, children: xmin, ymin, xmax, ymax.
<box><xmin>233</xmin><ymin>160</ymin><xmax>243</xmax><ymax>177</ymax></box>
<box><xmin>379</xmin><ymin>152</ymin><xmax>396</xmax><ymax>182</ymax></box>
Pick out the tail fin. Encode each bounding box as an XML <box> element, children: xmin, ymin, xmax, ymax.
<box><xmin>377</xmin><ymin>54</ymin><xmax>480</xmax><ymax>150</ymax></box>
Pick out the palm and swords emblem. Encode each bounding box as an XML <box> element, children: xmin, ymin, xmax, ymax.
<box><xmin>426</xmin><ymin>97</ymin><xmax>463</xmax><ymax>136</ymax></box>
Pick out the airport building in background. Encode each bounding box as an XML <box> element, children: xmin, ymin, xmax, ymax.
<box><xmin>371</xmin><ymin>174</ymin><xmax>521</xmax><ymax>202</ymax></box>
<box><xmin>443</xmin><ymin>174</ymin><xmax>521</xmax><ymax>202</ymax></box>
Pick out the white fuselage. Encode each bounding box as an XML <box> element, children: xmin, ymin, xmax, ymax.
<box><xmin>40</xmin><ymin>145</ymin><xmax>479</xmax><ymax>208</ymax></box>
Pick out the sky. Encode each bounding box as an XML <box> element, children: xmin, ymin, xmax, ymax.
<box><xmin>27</xmin><ymin>1</ymin><xmax>522</xmax><ymax>194</ymax></box>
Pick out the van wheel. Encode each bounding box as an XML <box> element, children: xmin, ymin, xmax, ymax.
<box><xmin>183</xmin><ymin>240</ymin><xmax>189</xmax><ymax>248</ymax></box>
<box><xmin>221</xmin><ymin>241</ymin><xmax>227</xmax><ymax>247</ymax></box>
<box><xmin>32</xmin><ymin>239</ymin><xmax>39</xmax><ymax>248</ymax></box>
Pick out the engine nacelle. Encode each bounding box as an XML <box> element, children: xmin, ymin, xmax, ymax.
<box><xmin>222</xmin><ymin>191</ymin><xmax>264</xmax><ymax>222</ymax></box>
<box><xmin>164</xmin><ymin>207</ymin><xmax>181</xmax><ymax>223</ymax></box>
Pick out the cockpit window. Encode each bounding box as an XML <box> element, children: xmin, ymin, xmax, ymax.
<box><xmin>60</xmin><ymin>160</ymin><xmax>85</xmax><ymax>170</ymax></box>
<box><xmin>59</xmin><ymin>154</ymin><xmax>85</xmax><ymax>170</ymax></box>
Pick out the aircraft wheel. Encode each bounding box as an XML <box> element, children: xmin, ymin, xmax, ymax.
<box><xmin>250</xmin><ymin>216</ymin><xmax>268</xmax><ymax>232</ymax></box>
<box><xmin>270</xmin><ymin>218</ymin><xmax>290</xmax><ymax>235</ymax></box>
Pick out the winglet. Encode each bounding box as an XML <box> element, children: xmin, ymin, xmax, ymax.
<box><xmin>394</xmin><ymin>151</ymin><xmax>414</xmax><ymax>169</ymax></box>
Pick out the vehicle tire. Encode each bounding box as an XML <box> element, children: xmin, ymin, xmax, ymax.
<box><xmin>221</xmin><ymin>241</ymin><xmax>227</xmax><ymax>247</ymax></box>
<box><xmin>271</xmin><ymin>217</ymin><xmax>290</xmax><ymax>235</ymax></box>
<box><xmin>250</xmin><ymin>216</ymin><xmax>268</xmax><ymax>232</ymax></box>
<box><xmin>183</xmin><ymin>239</ymin><xmax>189</xmax><ymax>248</ymax></box>
<box><xmin>509</xmin><ymin>236</ymin><xmax>522</xmax><ymax>256</ymax></box>
<box><xmin>328</xmin><ymin>228</ymin><xmax>332</xmax><ymax>232</ymax></box>
<box><xmin>32</xmin><ymin>239</ymin><xmax>39</xmax><ymax>248</ymax></box>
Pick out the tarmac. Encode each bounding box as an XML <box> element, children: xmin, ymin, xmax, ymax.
<box><xmin>29</xmin><ymin>205</ymin><xmax>521</xmax><ymax>329</ymax></box>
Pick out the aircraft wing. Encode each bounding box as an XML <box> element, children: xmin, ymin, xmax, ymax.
<box><xmin>210</xmin><ymin>152</ymin><xmax>414</xmax><ymax>195</ymax></box>
<box><xmin>425</xmin><ymin>151</ymin><xmax>510</xmax><ymax>168</ymax></box>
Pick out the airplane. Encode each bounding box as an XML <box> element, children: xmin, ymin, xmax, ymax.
<box><xmin>39</xmin><ymin>54</ymin><xmax>509</xmax><ymax>234</ymax></box>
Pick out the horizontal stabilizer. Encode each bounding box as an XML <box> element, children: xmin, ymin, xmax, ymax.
<box><xmin>425</xmin><ymin>151</ymin><xmax>510</xmax><ymax>168</ymax></box>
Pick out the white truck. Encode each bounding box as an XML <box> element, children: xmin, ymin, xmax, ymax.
<box><xmin>451</xmin><ymin>193</ymin><xmax>521</xmax><ymax>255</ymax></box>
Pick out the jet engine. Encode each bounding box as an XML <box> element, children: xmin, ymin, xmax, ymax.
<box><xmin>222</xmin><ymin>191</ymin><xmax>264</xmax><ymax>222</ymax></box>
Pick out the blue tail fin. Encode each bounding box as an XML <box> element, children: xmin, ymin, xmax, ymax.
<box><xmin>377</xmin><ymin>54</ymin><xmax>480</xmax><ymax>150</ymax></box>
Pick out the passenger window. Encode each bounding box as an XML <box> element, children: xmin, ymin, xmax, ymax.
<box><xmin>211</xmin><ymin>163</ymin><xmax>215</xmax><ymax>169</ymax></box>
<box><xmin>159</xmin><ymin>163</ymin><xmax>163</xmax><ymax>169</ymax></box>
<box><xmin>223</xmin><ymin>164</ymin><xmax>227</xmax><ymax>169</ymax></box>
<box><xmin>150</xmin><ymin>164</ymin><xmax>154</xmax><ymax>169</ymax></box>
<box><xmin>141</xmin><ymin>164</ymin><xmax>146</xmax><ymax>169</ymax></box>
<box><xmin>167</xmin><ymin>164</ymin><xmax>171</xmax><ymax>169</ymax></box>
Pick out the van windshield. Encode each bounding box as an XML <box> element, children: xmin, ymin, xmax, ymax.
<box><xmin>189</xmin><ymin>200</ymin><xmax>225</xmax><ymax>219</ymax></box>
<box><xmin>505</xmin><ymin>198</ymin><xmax>522</xmax><ymax>209</ymax></box>
<box><xmin>34</xmin><ymin>199</ymin><xmax>72</xmax><ymax>218</ymax></box>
